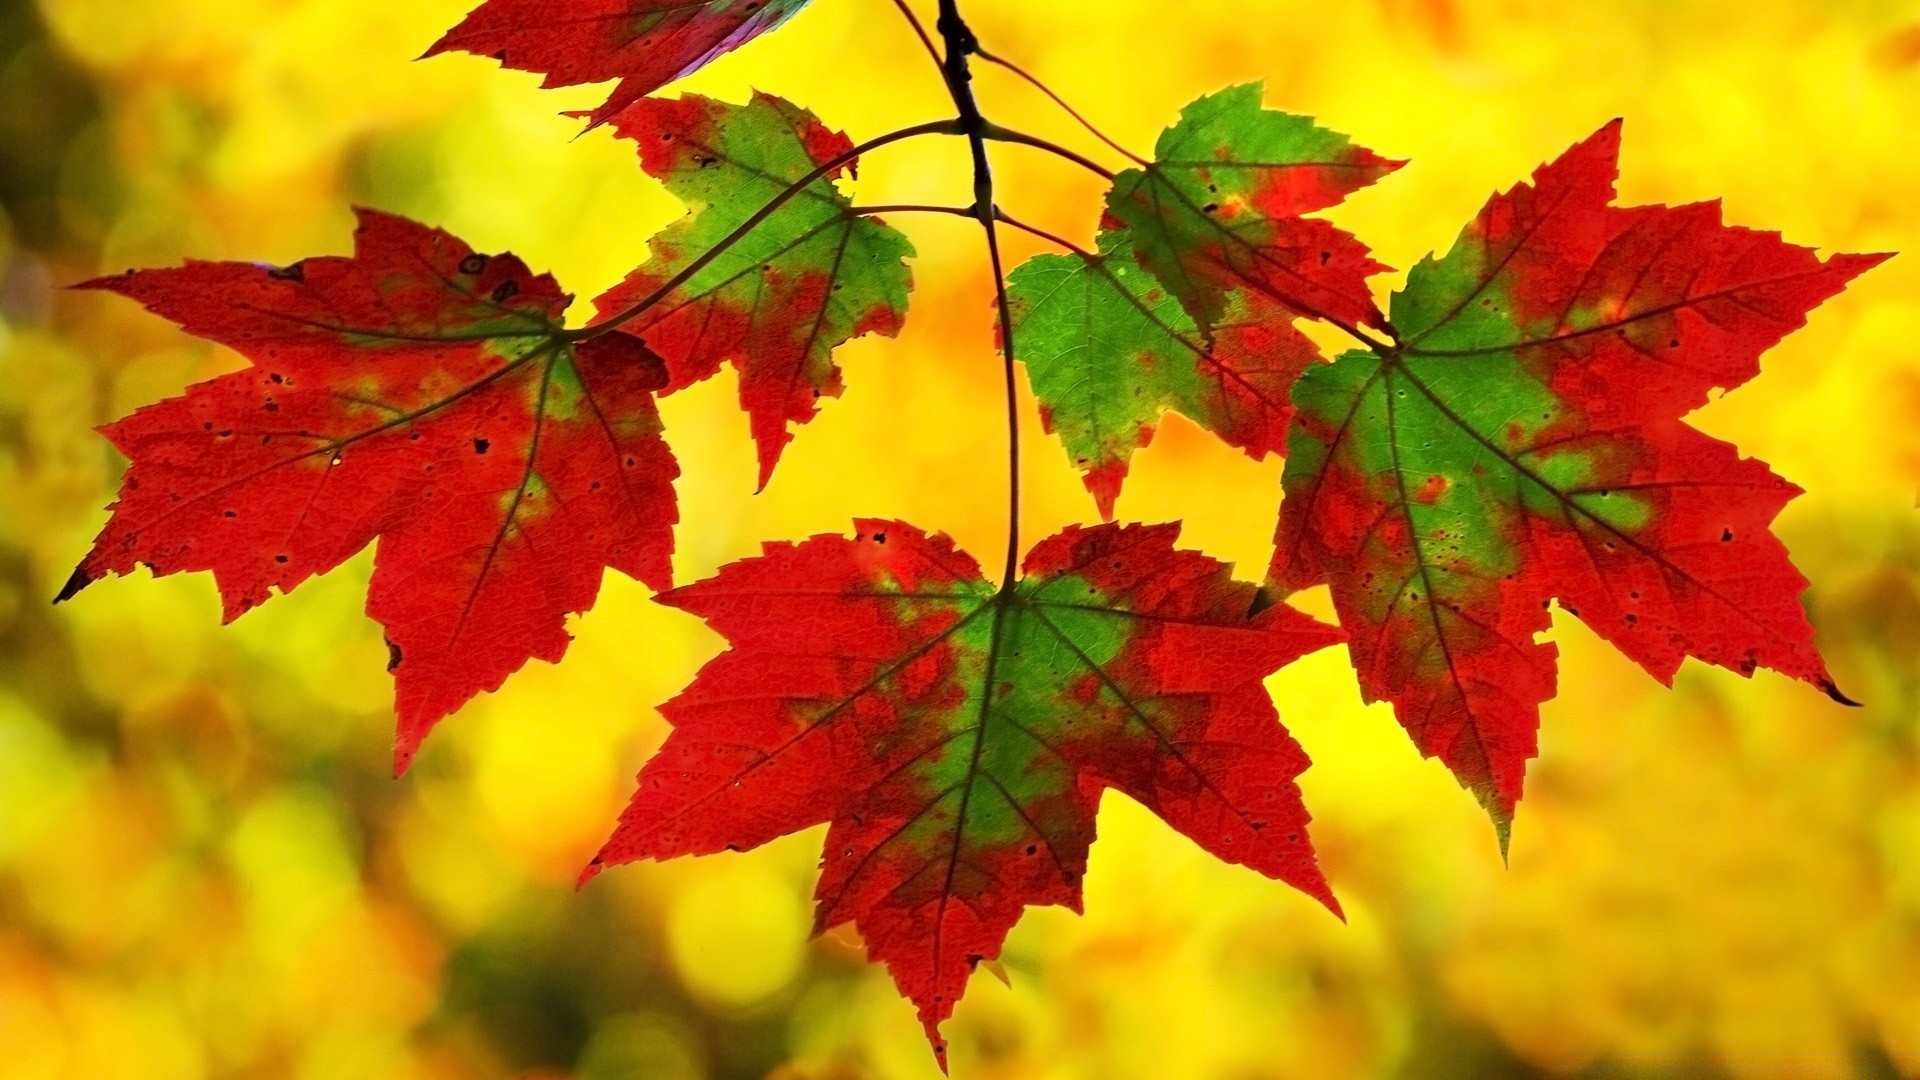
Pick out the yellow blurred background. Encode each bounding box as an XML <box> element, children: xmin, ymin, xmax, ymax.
<box><xmin>4</xmin><ymin>0</ymin><xmax>1920</xmax><ymax>1076</ymax></box>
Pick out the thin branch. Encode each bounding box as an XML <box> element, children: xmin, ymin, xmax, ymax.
<box><xmin>975</xmin><ymin>48</ymin><xmax>1147</xmax><ymax>166</ymax></box>
<box><xmin>887</xmin><ymin>0</ymin><xmax>946</xmax><ymax>74</ymax></box>
<box><xmin>574</xmin><ymin>120</ymin><xmax>962</xmax><ymax>341</ymax></box>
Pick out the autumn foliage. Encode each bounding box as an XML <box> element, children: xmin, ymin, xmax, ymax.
<box><xmin>55</xmin><ymin>0</ymin><xmax>1886</xmax><ymax>1065</ymax></box>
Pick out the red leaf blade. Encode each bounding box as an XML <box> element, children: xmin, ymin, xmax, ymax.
<box><xmin>68</xmin><ymin>211</ymin><xmax>679</xmax><ymax>768</ymax></box>
<box><xmin>424</xmin><ymin>0</ymin><xmax>813</xmax><ymax>128</ymax></box>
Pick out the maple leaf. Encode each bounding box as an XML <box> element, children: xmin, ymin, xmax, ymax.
<box><xmin>587</xmin><ymin>520</ymin><xmax>1342</xmax><ymax>1064</ymax></box>
<box><xmin>1270</xmin><ymin>120</ymin><xmax>1889</xmax><ymax>842</ymax></box>
<box><xmin>424</xmin><ymin>0</ymin><xmax>812</xmax><ymax>129</ymax></box>
<box><xmin>1102</xmin><ymin>82</ymin><xmax>1404</xmax><ymax>339</ymax></box>
<box><xmin>1007</xmin><ymin>228</ymin><xmax>1323</xmax><ymax>518</ymax></box>
<box><xmin>591</xmin><ymin>92</ymin><xmax>915</xmax><ymax>489</ymax></box>
<box><xmin>60</xmin><ymin>210</ymin><xmax>680</xmax><ymax>771</ymax></box>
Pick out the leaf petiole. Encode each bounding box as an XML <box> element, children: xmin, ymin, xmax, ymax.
<box><xmin>980</xmin><ymin>120</ymin><xmax>1118</xmax><ymax>181</ymax></box>
<box><xmin>975</xmin><ymin>47</ymin><xmax>1147</xmax><ymax>166</ymax></box>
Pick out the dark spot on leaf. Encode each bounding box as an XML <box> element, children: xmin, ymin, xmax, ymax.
<box><xmin>492</xmin><ymin>279</ymin><xmax>519</xmax><ymax>303</ymax></box>
<box><xmin>1722</xmin><ymin>528</ymin><xmax>1734</xmax><ymax>542</ymax></box>
<box><xmin>268</xmin><ymin>263</ymin><xmax>304</xmax><ymax>282</ymax></box>
<box><xmin>459</xmin><ymin>254</ymin><xmax>488</xmax><ymax>275</ymax></box>
<box><xmin>275</xmin><ymin>554</ymin><xmax>289</xmax><ymax>564</ymax></box>
<box><xmin>386</xmin><ymin>641</ymin><xmax>403</xmax><ymax>671</ymax></box>
<box><xmin>473</xmin><ymin>438</ymin><xmax>490</xmax><ymax>455</ymax></box>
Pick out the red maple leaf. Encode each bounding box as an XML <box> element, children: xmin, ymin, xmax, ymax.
<box><xmin>586</xmin><ymin>520</ymin><xmax>1343</xmax><ymax>1064</ymax></box>
<box><xmin>1271</xmin><ymin>120</ymin><xmax>1888</xmax><ymax>840</ymax></box>
<box><xmin>61</xmin><ymin>210</ymin><xmax>679</xmax><ymax>770</ymax></box>
<box><xmin>424</xmin><ymin>0</ymin><xmax>814</xmax><ymax>129</ymax></box>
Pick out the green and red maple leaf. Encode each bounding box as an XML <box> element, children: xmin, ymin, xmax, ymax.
<box><xmin>1270</xmin><ymin>120</ymin><xmax>1883</xmax><ymax>841</ymax></box>
<box><xmin>587</xmin><ymin>520</ymin><xmax>1340</xmax><ymax>1063</ymax></box>
<box><xmin>593</xmin><ymin>90</ymin><xmax>914</xmax><ymax>488</ymax></box>
<box><xmin>58</xmin><ymin>3</ymin><xmax>1888</xmax><ymax>1065</ymax></box>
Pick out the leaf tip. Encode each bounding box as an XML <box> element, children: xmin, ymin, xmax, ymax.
<box><xmin>52</xmin><ymin>564</ymin><xmax>94</xmax><ymax>604</ymax></box>
<box><xmin>752</xmin><ymin>445</ymin><xmax>783</xmax><ymax>495</ymax></box>
<box><xmin>392</xmin><ymin>726</ymin><xmax>428</xmax><ymax>779</ymax></box>
<box><xmin>1083</xmin><ymin>459</ymin><xmax>1127</xmax><ymax>522</ymax></box>
<box><xmin>71</xmin><ymin>269</ymin><xmax>143</xmax><ymax>294</ymax></box>
<box><xmin>1561</xmin><ymin>117</ymin><xmax>1625</xmax><ymax>173</ymax></box>
<box><xmin>1317</xmin><ymin>881</ymin><xmax>1347</xmax><ymax>924</ymax></box>
<box><xmin>576</xmin><ymin>853</ymin><xmax>607</xmax><ymax>891</ymax></box>
<box><xmin>1832</xmin><ymin>250</ymin><xmax>1897</xmax><ymax>282</ymax></box>
<box><xmin>1820</xmin><ymin>678</ymin><xmax>1863</xmax><ymax>708</ymax></box>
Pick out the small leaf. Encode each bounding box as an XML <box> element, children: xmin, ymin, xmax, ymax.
<box><xmin>589</xmin><ymin>520</ymin><xmax>1342</xmax><ymax>1064</ymax></box>
<box><xmin>425</xmin><ymin>0</ymin><xmax>813</xmax><ymax>129</ymax></box>
<box><xmin>592</xmin><ymin>92</ymin><xmax>915</xmax><ymax>490</ymax></box>
<box><xmin>65</xmin><ymin>210</ymin><xmax>680</xmax><ymax>770</ymax></box>
<box><xmin>1104</xmin><ymin>82</ymin><xmax>1403</xmax><ymax>337</ymax></box>
<box><xmin>1007</xmin><ymin>229</ymin><xmax>1323</xmax><ymax>518</ymax></box>
<box><xmin>1272</xmin><ymin>120</ymin><xmax>1888</xmax><ymax>840</ymax></box>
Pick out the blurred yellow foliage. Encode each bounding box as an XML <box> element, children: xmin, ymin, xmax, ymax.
<box><xmin>3</xmin><ymin>0</ymin><xmax>1919</xmax><ymax>1077</ymax></box>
